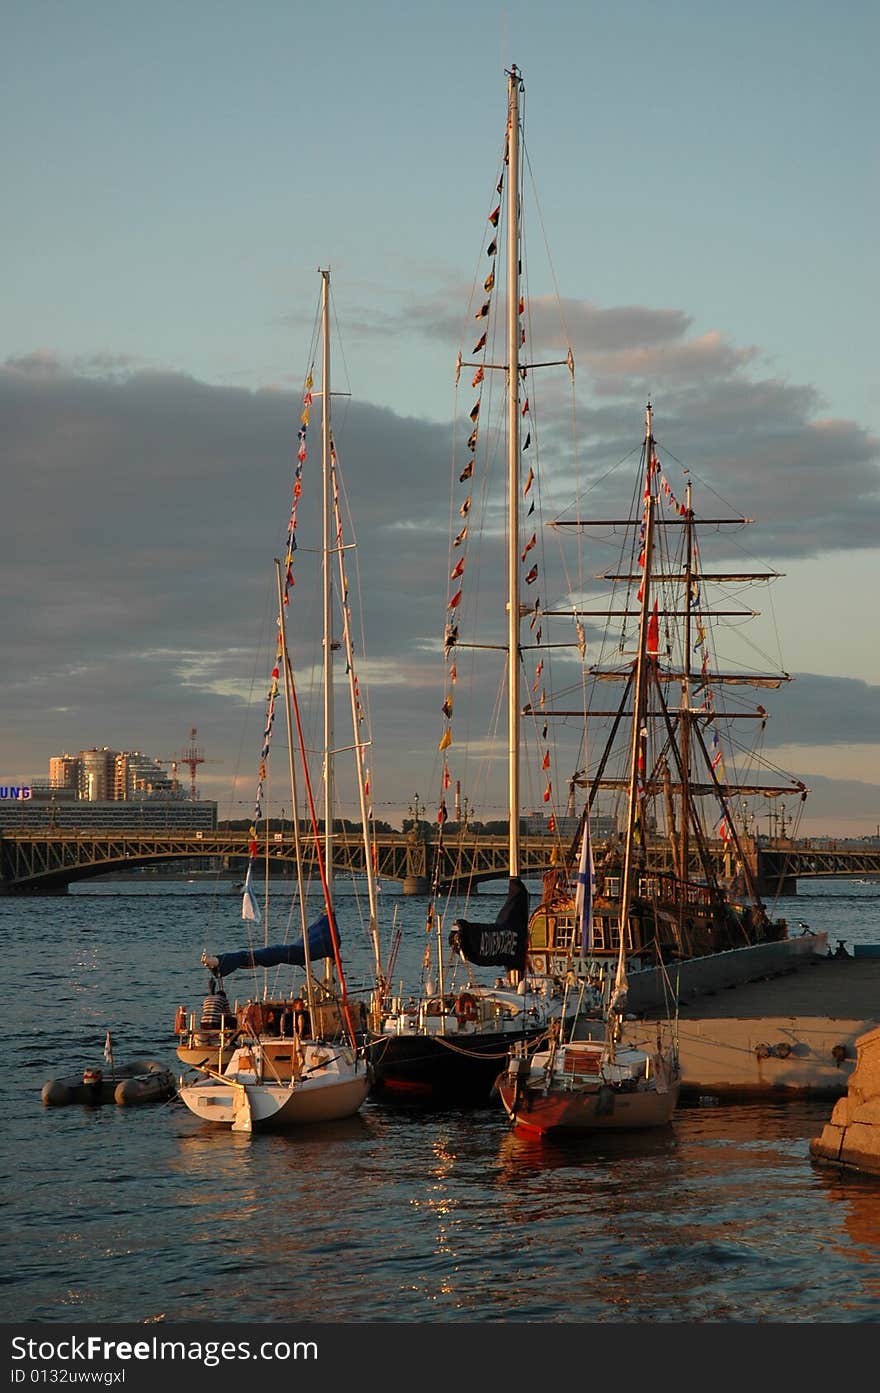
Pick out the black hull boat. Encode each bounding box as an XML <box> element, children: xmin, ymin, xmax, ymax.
<box><xmin>369</xmin><ymin>979</ymin><xmax>563</xmax><ymax>1104</ymax></box>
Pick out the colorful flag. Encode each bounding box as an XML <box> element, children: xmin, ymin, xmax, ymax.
<box><xmin>521</xmin><ymin>533</ymin><xmax>536</xmax><ymax>560</ymax></box>
<box><xmin>475</xmin><ymin>301</ymin><xmax>490</xmax><ymax>320</ymax></box>
<box><xmin>438</xmin><ymin>729</ymin><xmax>452</xmax><ymax>752</ymax></box>
<box><xmin>459</xmin><ymin>459</ymin><xmax>474</xmax><ymax>481</ymax></box>
<box><xmin>471</xmin><ymin>367</ymin><xmax>484</xmax><ymax>387</ymax></box>
<box><xmin>487</xmin><ymin>238</ymin><xmax>497</xmax><ymax>257</ymax></box>
<box><xmin>473</xmin><ymin>333</ymin><xmax>487</xmax><ymax>353</ymax></box>
<box><xmin>103</xmin><ymin>1031</ymin><xmax>114</xmax><ymax>1065</ymax></box>
<box><xmin>470</xmin><ymin>402</ymin><xmax>480</xmax><ymax>421</ymax></box>
<box><xmin>647</xmin><ymin>598</ymin><xmax>659</xmax><ymax>657</ymax></box>
<box><xmin>484</xmin><ymin>271</ymin><xmax>495</xmax><ymax>292</ymax></box>
<box><xmin>489</xmin><ymin>205</ymin><xmax>500</xmax><ymax>226</ymax></box>
<box><xmin>450</xmin><ymin>558</ymin><xmax>465</xmax><ymax>580</ymax></box>
<box><xmin>525</xmin><ymin>564</ymin><xmax>538</xmax><ymax>584</ymax></box>
<box><xmin>524</xmin><ymin>467</ymin><xmax>534</xmax><ymax>495</ymax></box>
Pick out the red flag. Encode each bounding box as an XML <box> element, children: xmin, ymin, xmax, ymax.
<box><xmin>547</xmin><ymin>815</ymin><xmax>556</xmax><ymax>833</ymax></box>
<box><xmin>524</xmin><ymin>564</ymin><xmax>538</xmax><ymax>584</ymax></box>
<box><xmin>647</xmin><ymin>598</ymin><xmax>659</xmax><ymax>657</ymax></box>
<box><xmin>449</xmin><ymin>588</ymin><xmax>462</xmax><ymax>609</ymax></box>
<box><xmin>489</xmin><ymin>205</ymin><xmax>500</xmax><ymax>226</ymax></box>
<box><xmin>471</xmin><ymin>366</ymin><xmax>484</xmax><ymax>387</ymax></box>
<box><xmin>450</xmin><ymin>558</ymin><xmax>464</xmax><ymax>580</ymax></box>
<box><xmin>543</xmin><ymin>782</ymin><xmax>552</xmax><ymax>803</ymax></box>
<box><xmin>524</xmin><ymin>467</ymin><xmax>534</xmax><ymax>495</ymax></box>
<box><xmin>521</xmin><ymin>534</ymin><xmax>536</xmax><ymax>560</ymax></box>
<box><xmin>542</xmin><ymin>751</ymin><xmax>550</xmax><ymax>770</ymax></box>
<box><xmin>521</xmin><ymin>397</ymin><xmax>529</xmax><ymax>415</ymax></box>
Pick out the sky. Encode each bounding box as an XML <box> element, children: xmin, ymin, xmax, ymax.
<box><xmin>1</xmin><ymin>0</ymin><xmax>878</xmax><ymax>837</ymax></box>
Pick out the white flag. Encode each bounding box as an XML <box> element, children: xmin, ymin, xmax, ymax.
<box><xmin>574</xmin><ymin>815</ymin><xmax>595</xmax><ymax>959</ymax></box>
<box><xmin>103</xmin><ymin>1030</ymin><xmax>113</xmax><ymax>1064</ymax></box>
<box><xmin>241</xmin><ymin>865</ymin><xmax>262</xmax><ymax>924</ymax></box>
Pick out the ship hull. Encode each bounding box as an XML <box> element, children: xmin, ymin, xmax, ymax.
<box><xmin>498</xmin><ymin>1076</ymin><xmax>680</xmax><ymax>1138</ymax></box>
<box><xmin>368</xmin><ymin>1026</ymin><xmax>548</xmax><ymax>1106</ymax></box>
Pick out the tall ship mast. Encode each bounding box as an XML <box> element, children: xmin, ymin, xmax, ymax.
<box><xmin>528</xmin><ymin>401</ymin><xmax>808</xmax><ymax>979</ymax></box>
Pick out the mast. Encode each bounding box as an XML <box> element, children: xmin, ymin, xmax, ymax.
<box><xmin>506</xmin><ymin>65</ymin><xmax>522</xmax><ymax>879</ymax></box>
<box><xmin>275</xmin><ymin>559</ymin><xmax>315</xmax><ymax>1024</ymax></box>
<box><xmin>613</xmin><ymin>403</ymin><xmax>656</xmax><ymax>1010</ymax></box>
<box><xmin>679</xmin><ymin>477</ymin><xmax>693</xmax><ymax>906</ymax></box>
<box><xmin>330</xmin><ymin>456</ymin><xmax>384</xmax><ymax>992</ymax></box>
<box><xmin>320</xmin><ymin>268</ymin><xmax>334</xmax><ymax>913</ymax></box>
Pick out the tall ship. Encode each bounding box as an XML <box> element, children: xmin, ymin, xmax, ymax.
<box><xmin>525</xmin><ymin>400</ymin><xmax>809</xmax><ymax>992</ymax></box>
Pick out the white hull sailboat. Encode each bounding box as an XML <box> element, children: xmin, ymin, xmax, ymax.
<box><xmin>178</xmin><ymin>271</ymin><xmax>376</xmax><ymax>1132</ymax></box>
<box><xmin>181</xmin><ymin>1040</ymin><xmax>368</xmax><ymax>1131</ymax></box>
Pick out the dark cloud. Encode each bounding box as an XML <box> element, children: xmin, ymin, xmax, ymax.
<box><xmin>762</xmin><ymin>673</ymin><xmax>880</xmax><ymax>749</ymax></box>
<box><xmin>1</xmin><ymin>307</ymin><xmax>878</xmax><ymax>825</ymax></box>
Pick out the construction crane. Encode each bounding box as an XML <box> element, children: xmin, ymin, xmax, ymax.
<box><xmin>161</xmin><ymin>727</ymin><xmax>220</xmax><ymax>802</ymax></box>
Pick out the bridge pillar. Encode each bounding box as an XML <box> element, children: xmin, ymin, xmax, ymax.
<box><xmin>402</xmin><ymin>874</ymin><xmax>430</xmax><ymax>895</ymax></box>
<box><xmin>402</xmin><ymin>828</ymin><xmax>430</xmax><ymax>895</ymax></box>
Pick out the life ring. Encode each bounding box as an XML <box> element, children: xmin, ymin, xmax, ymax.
<box><xmin>456</xmin><ymin>992</ymin><xmax>479</xmax><ymax>1024</ymax></box>
<box><xmin>174</xmin><ymin>1005</ymin><xmax>186</xmax><ymax>1034</ymax></box>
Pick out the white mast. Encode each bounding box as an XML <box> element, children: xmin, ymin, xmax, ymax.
<box><xmin>274</xmin><ymin>559</ymin><xmax>315</xmax><ymax>1024</ymax></box>
<box><xmin>506</xmin><ymin>65</ymin><xmax>522</xmax><ymax>879</ymax></box>
<box><xmin>320</xmin><ymin>268</ymin><xmax>334</xmax><ymax>913</ymax></box>
<box><xmin>331</xmin><ymin>468</ymin><xmax>384</xmax><ymax>992</ymax></box>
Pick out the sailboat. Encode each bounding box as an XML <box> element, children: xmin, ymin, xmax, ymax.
<box><xmin>367</xmin><ymin>67</ymin><xmax>574</xmax><ymax>1106</ymax></box>
<box><xmin>521</xmin><ymin>402</ymin><xmax>809</xmax><ymax>1002</ymax></box>
<box><xmin>177</xmin><ymin>271</ymin><xmax>376</xmax><ymax>1131</ymax></box>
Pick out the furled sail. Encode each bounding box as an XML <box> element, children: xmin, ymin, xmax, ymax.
<box><xmin>448</xmin><ymin>878</ymin><xmax>529</xmax><ymax>972</ymax></box>
<box><xmin>202</xmin><ymin>914</ymin><xmax>333</xmax><ymax>978</ymax></box>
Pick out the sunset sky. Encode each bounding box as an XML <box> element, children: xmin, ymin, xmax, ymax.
<box><xmin>2</xmin><ymin>1</ymin><xmax>878</xmax><ymax>836</ymax></box>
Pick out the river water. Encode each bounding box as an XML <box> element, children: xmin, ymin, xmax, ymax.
<box><xmin>3</xmin><ymin>877</ymin><xmax>880</xmax><ymax>1324</ymax></box>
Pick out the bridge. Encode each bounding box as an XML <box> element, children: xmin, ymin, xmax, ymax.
<box><xmin>0</xmin><ymin>828</ymin><xmax>557</xmax><ymax>896</ymax></box>
<box><xmin>0</xmin><ymin>827</ymin><xmax>878</xmax><ymax>897</ymax></box>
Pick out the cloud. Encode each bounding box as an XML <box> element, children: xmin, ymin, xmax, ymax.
<box><xmin>1</xmin><ymin>300</ymin><xmax>878</xmax><ymax>829</ymax></box>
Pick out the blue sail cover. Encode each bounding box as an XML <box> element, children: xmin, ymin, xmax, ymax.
<box><xmin>212</xmin><ymin>914</ymin><xmax>333</xmax><ymax>978</ymax></box>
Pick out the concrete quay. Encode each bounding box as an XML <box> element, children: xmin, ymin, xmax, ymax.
<box><xmin>619</xmin><ymin>941</ymin><xmax>880</xmax><ymax>1099</ymax></box>
<box><xmin>810</xmin><ymin>1024</ymin><xmax>880</xmax><ymax>1176</ymax></box>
